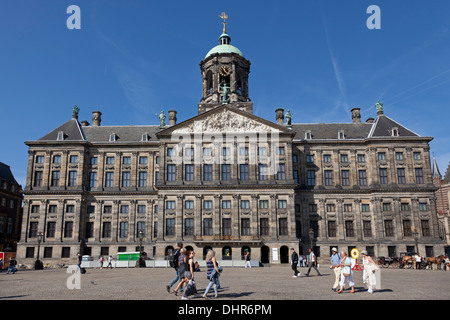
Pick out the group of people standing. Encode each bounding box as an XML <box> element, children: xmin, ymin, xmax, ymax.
<box><xmin>292</xmin><ymin>247</ymin><xmax>380</xmax><ymax>294</ymax></box>
<box><xmin>166</xmin><ymin>242</ymin><xmax>222</xmax><ymax>300</ymax></box>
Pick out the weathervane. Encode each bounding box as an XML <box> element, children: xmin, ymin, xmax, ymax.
<box><xmin>219</xmin><ymin>12</ymin><xmax>228</xmax><ymax>33</ymax></box>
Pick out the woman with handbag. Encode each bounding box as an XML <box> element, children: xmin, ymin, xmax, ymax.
<box><xmin>337</xmin><ymin>251</ymin><xmax>355</xmax><ymax>294</ymax></box>
<box><xmin>361</xmin><ymin>250</ymin><xmax>379</xmax><ymax>294</ymax></box>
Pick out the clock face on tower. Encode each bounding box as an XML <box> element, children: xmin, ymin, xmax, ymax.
<box><xmin>219</xmin><ymin>65</ymin><xmax>231</xmax><ymax>76</ymax></box>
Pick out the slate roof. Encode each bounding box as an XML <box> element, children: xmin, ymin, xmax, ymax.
<box><xmin>38</xmin><ymin>118</ymin><xmax>86</xmax><ymax>141</ymax></box>
<box><xmin>0</xmin><ymin>162</ymin><xmax>18</xmax><ymax>184</ymax></box>
<box><xmin>368</xmin><ymin>114</ymin><xmax>419</xmax><ymax>138</ymax></box>
<box><xmin>291</xmin><ymin>123</ymin><xmax>372</xmax><ymax>140</ymax></box>
<box><xmin>432</xmin><ymin>156</ymin><xmax>442</xmax><ymax>178</ymax></box>
<box><xmin>443</xmin><ymin>163</ymin><xmax>450</xmax><ymax>183</ymax></box>
<box><xmin>82</xmin><ymin>125</ymin><xmax>161</xmax><ymax>143</ymax></box>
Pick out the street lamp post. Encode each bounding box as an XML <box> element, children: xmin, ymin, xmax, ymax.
<box><xmin>35</xmin><ymin>232</ymin><xmax>44</xmax><ymax>270</ymax></box>
<box><xmin>136</xmin><ymin>229</ymin><xmax>145</xmax><ymax>268</ymax></box>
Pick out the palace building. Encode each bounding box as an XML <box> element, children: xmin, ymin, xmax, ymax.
<box><xmin>17</xmin><ymin>17</ymin><xmax>445</xmax><ymax>265</ymax></box>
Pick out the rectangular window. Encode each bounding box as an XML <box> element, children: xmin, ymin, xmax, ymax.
<box><xmin>120</xmin><ymin>205</ymin><xmax>129</xmax><ymax>214</ymax></box>
<box><xmin>382</xmin><ymin>203</ymin><xmax>391</xmax><ymax>211</ymax></box>
<box><xmin>419</xmin><ymin>202</ymin><xmax>427</xmax><ymax>211</ymax></box>
<box><xmin>357</xmin><ymin>154</ymin><xmax>365</xmax><ymax>162</ymax></box>
<box><xmin>260</xmin><ymin>218</ymin><xmax>269</xmax><ymax>236</ymax></box>
<box><xmin>241</xmin><ymin>200</ymin><xmax>250</xmax><ymax>209</ymax></box>
<box><xmin>106</xmin><ymin>157</ymin><xmax>115</xmax><ymax>165</ymax></box>
<box><xmin>293</xmin><ymin>170</ymin><xmax>299</xmax><ymax>184</ymax></box>
<box><xmin>136</xmin><ymin>221</ymin><xmax>145</xmax><ymax>236</ymax></box>
<box><xmin>89</xmin><ymin>172</ymin><xmax>97</xmax><ymax>188</ymax></box>
<box><xmin>239</xmin><ymin>147</ymin><xmax>248</xmax><ymax>156</ymax></box>
<box><xmin>85</xmin><ymin>222</ymin><xmax>94</xmax><ymax>238</ymax></box>
<box><xmin>203</xmin><ymin>200</ymin><xmax>212</xmax><ymax>210</ymax></box>
<box><xmin>185</xmin><ymin>200</ymin><xmax>194</xmax><ymax>210</ymax></box>
<box><xmin>203</xmin><ymin>218</ymin><xmax>212</xmax><ymax>236</ymax></box>
<box><xmin>103</xmin><ymin>205</ymin><xmax>112</xmax><ymax>214</ymax></box>
<box><xmin>385</xmin><ymin>220</ymin><xmax>394</xmax><ymax>237</ymax></box>
<box><xmin>307</xmin><ymin>170</ymin><xmax>315</xmax><ymax>186</ymax></box>
<box><xmin>413</xmin><ymin>152</ymin><xmax>421</xmax><ymax>160</ymax></box>
<box><xmin>203</xmin><ymin>164</ymin><xmax>212</xmax><ymax>181</ymax></box>
<box><xmin>167</xmin><ymin>148</ymin><xmax>174</xmax><ymax>157</ymax></box>
<box><xmin>64</xmin><ymin>221</ymin><xmax>73</xmax><ymax>238</ymax></box>
<box><xmin>51</xmin><ymin>171</ymin><xmax>60</xmax><ymax>187</ymax></box>
<box><xmin>363</xmin><ymin>221</ymin><xmax>372</xmax><ymax>237</ymax></box>
<box><xmin>323</xmin><ymin>154</ymin><xmax>331</xmax><ymax>163</ymax></box>
<box><xmin>240</xmin><ymin>164</ymin><xmax>249</xmax><ymax>181</ymax></box>
<box><xmin>139</xmin><ymin>156</ymin><xmax>147</xmax><ymax>164</ymax></box>
<box><xmin>340</xmin><ymin>154</ymin><xmax>348</xmax><ymax>163</ymax></box>
<box><xmin>53</xmin><ymin>155</ymin><xmax>61</xmax><ymax>164</ymax></box>
<box><xmin>344</xmin><ymin>204</ymin><xmax>352</xmax><ymax>212</ymax></box>
<box><xmin>122</xmin><ymin>156</ymin><xmax>131</xmax><ymax>164</ymax></box>
<box><xmin>155</xmin><ymin>172</ymin><xmax>159</xmax><ymax>185</ymax></box>
<box><xmin>341</xmin><ymin>170</ymin><xmax>350</xmax><ymax>186</ymax></box>
<box><xmin>34</xmin><ymin>171</ymin><xmax>43</xmax><ymax>187</ymax></box>
<box><xmin>401</xmin><ymin>203</ymin><xmax>409</xmax><ymax>211</ymax></box>
<box><xmin>139</xmin><ymin>171</ymin><xmax>147</xmax><ymax>187</ymax></box>
<box><xmin>222</xmin><ymin>147</ymin><xmax>230</xmax><ymax>156</ymax></box>
<box><xmin>403</xmin><ymin>220</ymin><xmax>412</xmax><ymax>237</ymax></box>
<box><xmin>279</xmin><ymin>218</ymin><xmax>288</xmax><ymax>236</ymax></box>
<box><xmin>90</xmin><ymin>157</ymin><xmax>98</xmax><ymax>165</ymax></box>
<box><xmin>276</xmin><ymin>147</ymin><xmax>285</xmax><ymax>155</ymax></box>
<box><xmin>222</xmin><ymin>164</ymin><xmax>231</xmax><ymax>181</ymax></box>
<box><xmin>277</xmin><ymin>163</ymin><xmax>286</xmax><ymax>180</ymax></box>
<box><xmin>167</xmin><ymin>164</ymin><xmax>176</xmax><ymax>181</ymax></box>
<box><xmin>69</xmin><ymin>155</ymin><xmax>78</xmax><ymax>163</ymax></box>
<box><xmin>361</xmin><ymin>204</ymin><xmax>370</xmax><ymax>212</ymax></box>
<box><xmin>36</xmin><ymin>155</ymin><xmax>45</xmax><ymax>163</ymax></box>
<box><xmin>415</xmin><ymin>168</ymin><xmax>424</xmax><ymax>184</ymax></box>
<box><xmin>328</xmin><ymin>221</ymin><xmax>336</xmax><ymax>237</ymax></box>
<box><xmin>87</xmin><ymin>205</ymin><xmax>95</xmax><ymax>214</ymax></box>
<box><xmin>278</xmin><ymin>200</ymin><xmax>287</xmax><ymax>209</ymax></box>
<box><xmin>378</xmin><ymin>152</ymin><xmax>386</xmax><ymax>160</ymax></box>
<box><xmin>222</xmin><ymin>218</ymin><xmax>232</xmax><ymax>236</ymax></box>
<box><xmin>257</xmin><ymin>147</ymin><xmax>266</xmax><ymax>156</ymax></box>
<box><xmin>122</xmin><ymin>172</ymin><xmax>130</xmax><ymax>187</ymax></box>
<box><xmin>102</xmin><ymin>222</ymin><xmax>111</xmax><ymax>238</ymax></box>
<box><xmin>185</xmin><ymin>218</ymin><xmax>194</xmax><ymax>236</ymax></box>
<box><xmin>306</xmin><ymin>154</ymin><xmax>314</xmax><ymax>163</ymax></box>
<box><xmin>47</xmin><ymin>222</ymin><xmax>56</xmax><ymax>238</ymax></box>
<box><xmin>324</xmin><ymin>170</ymin><xmax>333</xmax><ymax>186</ymax></box>
<box><xmin>257</xmin><ymin>164</ymin><xmax>267</xmax><ymax>181</ymax></box>
<box><xmin>326</xmin><ymin>204</ymin><xmax>335</xmax><ymax>212</ymax></box>
<box><xmin>185</xmin><ymin>164</ymin><xmax>194</xmax><ymax>181</ymax></box>
<box><xmin>345</xmin><ymin>221</ymin><xmax>354</xmax><ymax>237</ymax></box>
<box><xmin>120</xmin><ymin>221</ymin><xmax>129</xmax><ymax>238</ymax></box>
<box><xmin>259</xmin><ymin>200</ymin><xmax>268</xmax><ymax>209</ymax></box>
<box><xmin>397</xmin><ymin>168</ymin><xmax>406</xmax><ymax>184</ymax></box>
<box><xmin>105</xmin><ymin>172</ymin><xmax>114</xmax><ymax>188</ymax></box>
<box><xmin>203</xmin><ymin>148</ymin><xmax>212</xmax><ymax>157</ymax></box>
<box><xmin>241</xmin><ymin>218</ymin><xmax>250</xmax><ymax>236</ymax></box>
<box><xmin>379</xmin><ymin>168</ymin><xmax>388</xmax><ymax>184</ymax></box>
<box><xmin>359</xmin><ymin>170</ymin><xmax>367</xmax><ymax>186</ymax></box>
<box><xmin>137</xmin><ymin>205</ymin><xmax>146</xmax><ymax>213</ymax></box>
<box><xmin>166</xmin><ymin>201</ymin><xmax>176</xmax><ymax>210</ymax></box>
<box><xmin>421</xmin><ymin>220</ymin><xmax>430</xmax><ymax>237</ymax></box>
<box><xmin>395</xmin><ymin>152</ymin><xmax>404</xmax><ymax>160</ymax></box>
<box><xmin>66</xmin><ymin>205</ymin><xmax>74</xmax><ymax>213</ymax></box>
<box><xmin>29</xmin><ymin>222</ymin><xmax>38</xmax><ymax>237</ymax></box>
<box><xmin>222</xmin><ymin>200</ymin><xmax>231</xmax><ymax>209</ymax></box>
<box><xmin>185</xmin><ymin>148</ymin><xmax>194</xmax><ymax>157</ymax></box>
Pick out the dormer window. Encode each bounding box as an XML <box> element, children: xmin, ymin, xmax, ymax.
<box><xmin>141</xmin><ymin>133</ymin><xmax>149</xmax><ymax>142</ymax></box>
<box><xmin>57</xmin><ymin>131</ymin><xmax>65</xmax><ymax>141</ymax></box>
<box><xmin>305</xmin><ymin>130</ymin><xmax>312</xmax><ymax>140</ymax></box>
<box><xmin>391</xmin><ymin>127</ymin><xmax>399</xmax><ymax>137</ymax></box>
<box><xmin>109</xmin><ymin>133</ymin><xmax>117</xmax><ymax>142</ymax></box>
<box><xmin>338</xmin><ymin>130</ymin><xmax>345</xmax><ymax>140</ymax></box>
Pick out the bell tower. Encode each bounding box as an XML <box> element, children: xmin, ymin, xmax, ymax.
<box><xmin>198</xmin><ymin>13</ymin><xmax>252</xmax><ymax>114</ymax></box>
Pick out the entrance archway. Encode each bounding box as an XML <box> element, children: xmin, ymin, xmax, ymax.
<box><xmin>261</xmin><ymin>246</ymin><xmax>270</xmax><ymax>264</ymax></box>
<box><xmin>280</xmin><ymin>245</ymin><xmax>289</xmax><ymax>264</ymax></box>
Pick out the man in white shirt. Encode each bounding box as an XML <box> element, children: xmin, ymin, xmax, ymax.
<box><xmin>306</xmin><ymin>248</ymin><xmax>322</xmax><ymax>276</ymax></box>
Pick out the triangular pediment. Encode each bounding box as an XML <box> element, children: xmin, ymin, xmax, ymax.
<box><xmin>157</xmin><ymin>105</ymin><xmax>292</xmax><ymax>136</ymax></box>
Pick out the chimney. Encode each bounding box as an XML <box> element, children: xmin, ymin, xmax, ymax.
<box><xmin>168</xmin><ymin>110</ymin><xmax>177</xmax><ymax>126</ymax></box>
<box><xmin>81</xmin><ymin>120</ymin><xmax>90</xmax><ymax>126</ymax></box>
<box><xmin>275</xmin><ymin>108</ymin><xmax>284</xmax><ymax>125</ymax></box>
<box><xmin>366</xmin><ymin>117</ymin><xmax>374</xmax><ymax>124</ymax></box>
<box><xmin>351</xmin><ymin>107</ymin><xmax>361</xmax><ymax>124</ymax></box>
<box><xmin>92</xmin><ymin>111</ymin><xmax>102</xmax><ymax>126</ymax></box>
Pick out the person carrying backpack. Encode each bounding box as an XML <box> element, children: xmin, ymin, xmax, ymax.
<box><xmin>166</xmin><ymin>242</ymin><xmax>183</xmax><ymax>293</ymax></box>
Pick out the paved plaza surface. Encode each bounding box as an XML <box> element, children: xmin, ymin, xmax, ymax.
<box><xmin>0</xmin><ymin>264</ymin><xmax>449</xmax><ymax>301</ymax></box>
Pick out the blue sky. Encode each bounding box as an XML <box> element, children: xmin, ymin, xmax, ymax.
<box><xmin>1</xmin><ymin>0</ymin><xmax>449</xmax><ymax>186</ymax></box>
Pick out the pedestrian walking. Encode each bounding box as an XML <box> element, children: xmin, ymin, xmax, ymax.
<box><xmin>166</xmin><ymin>242</ymin><xmax>183</xmax><ymax>293</ymax></box>
<box><xmin>306</xmin><ymin>248</ymin><xmax>322</xmax><ymax>276</ymax></box>
<box><xmin>330</xmin><ymin>247</ymin><xmax>341</xmax><ymax>291</ymax></box>
<box><xmin>361</xmin><ymin>250</ymin><xmax>379</xmax><ymax>294</ymax></box>
<box><xmin>0</xmin><ymin>258</ymin><xmax>3</xmax><ymax>272</ymax></box>
<box><xmin>245</xmin><ymin>250</ymin><xmax>251</xmax><ymax>268</ymax></box>
<box><xmin>299</xmin><ymin>255</ymin><xmax>304</xmax><ymax>267</ymax></box>
<box><xmin>290</xmin><ymin>248</ymin><xmax>300</xmax><ymax>278</ymax></box>
<box><xmin>6</xmin><ymin>257</ymin><xmax>17</xmax><ymax>274</ymax></box>
<box><xmin>203</xmin><ymin>250</ymin><xmax>221</xmax><ymax>299</ymax></box>
<box><xmin>181</xmin><ymin>250</ymin><xmax>197</xmax><ymax>300</ymax></box>
<box><xmin>99</xmin><ymin>256</ymin><xmax>104</xmax><ymax>269</ymax></box>
<box><xmin>173</xmin><ymin>248</ymin><xmax>187</xmax><ymax>295</ymax></box>
<box><xmin>106</xmin><ymin>255</ymin><xmax>113</xmax><ymax>269</ymax></box>
<box><xmin>337</xmin><ymin>251</ymin><xmax>355</xmax><ymax>294</ymax></box>
<box><xmin>76</xmin><ymin>253</ymin><xmax>82</xmax><ymax>273</ymax></box>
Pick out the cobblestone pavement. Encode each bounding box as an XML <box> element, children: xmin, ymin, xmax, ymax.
<box><xmin>0</xmin><ymin>265</ymin><xmax>449</xmax><ymax>301</ymax></box>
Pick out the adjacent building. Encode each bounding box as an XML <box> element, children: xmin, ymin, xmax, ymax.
<box><xmin>432</xmin><ymin>157</ymin><xmax>450</xmax><ymax>255</ymax></box>
<box><xmin>17</xmin><ymin>19</ymin><xmax>445</xmax><ymax>265</ymax></box>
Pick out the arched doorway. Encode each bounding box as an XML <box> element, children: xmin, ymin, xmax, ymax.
<box><xmin>203</xmin><ymin>246</ymin><xmax>212</xmax><ymax>260</ymax></box>
<box><xmin>222</xmin><ymin>246</ymin><xmax>232</xmax><ymax>260</ymax></box>
<box><xmin>185</xmin><ymin>245</ymin><xmax>194</xmax><ymax>253</ymax></box>
<box><xmin>241</xmin><ymin>246</ymin><xmax>250</xmax><ymax>260</ymax></box>
<box><xmin>261</xmin><ymin>246</ymin><xmax>270</xmax><ymax>264</ymax></box>
<box><xmin>165</xmin><ymin>246</ymin><xmax>174</xmax><ymax>260</ymax></box>
<box><xmin>280</xmin><ymin>245</ymin><xmax>289</xmax><ymax>264</ymax></box>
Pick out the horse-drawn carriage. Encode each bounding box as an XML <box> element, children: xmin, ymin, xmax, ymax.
<box><xmin>377</xmin><ymin>255</ymin><xmax>400</xmax><ymax>268</ymax></box>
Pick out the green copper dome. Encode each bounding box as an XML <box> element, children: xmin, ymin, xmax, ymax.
<box><xmin>205</xmin><ymin>32</ymin><xmax>244</xmax><ymax>59</ymax></box>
